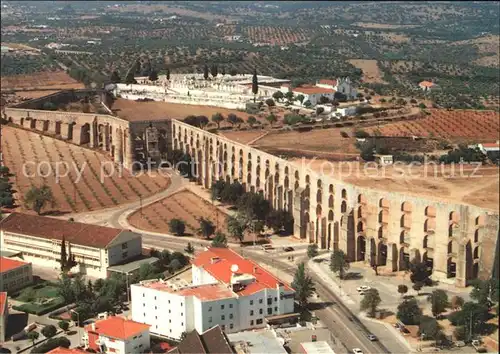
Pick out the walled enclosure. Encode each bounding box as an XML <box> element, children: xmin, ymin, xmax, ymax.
<box><xmin>171</xmin><ymin>120</ymin><xmax>500</xmax><ymax>288</ymax></box>
<box><xmin>2</xmin><ymin>92</ymin><xmax>499</xmax><ymax>288</ymax></box>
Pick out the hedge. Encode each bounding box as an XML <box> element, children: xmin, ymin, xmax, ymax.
<box><xmin>12</xmin><ymin>298</ymin><xmax>66</xmax><ymax>316</ymax></box>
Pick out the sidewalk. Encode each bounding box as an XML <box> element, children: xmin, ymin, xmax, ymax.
<box><xmin>307</xmin><ymin>254</ymin><xmax>416</xmax><ymax>353</ymax></box>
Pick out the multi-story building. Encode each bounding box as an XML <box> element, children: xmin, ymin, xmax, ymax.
<box><xmin>0</xmin><ymin>292</ymin><xmax>7</xmax><ymax>343</ymax></box>
<box><xmin>0</xmin><ymin>213</ymin><xmax>142</xmax><ymax>278</ymax></box>
<box><xmin>0</xmin><ymin>257</ymin><xmax>33</xmax><ymax>293</ymax></box>
<box><xmin>131</xmin><ymin>248</ymin><xmax>295</xmax><ymax>340</ymax></box>
<box><xmin>83</xmin><ymin>315</ymin><xmax>151</xmax><ymax>354</ymax></box>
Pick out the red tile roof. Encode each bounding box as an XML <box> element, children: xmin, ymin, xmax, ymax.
<box><xmin>0</xmin><ymin>257</ymin><xmax>30</xmax><ymax>273</ymax></box>
<box><xmin>0</xmin><ymin>212</ymin><xmax>125</xmax><ymax>248</ymax></box>
<box><xmin>192</xmin><ymin>248</ymin><xmax>293</xmax><ymax>295</ymax></box>
<box><xmin>482</xmin><ymin>143</ymin><xmax>500</xmax><ymax>148</ymax></box>
<box><xmin>319</xmin><ymin>79</ymin><xmax>337</xmax><ymax>86</ymax></box>
<box><xmin>85</xmin><ymin>316</ymin><xmax>150</xmax><ymax>341</ymax></box>
<box><xmin>293</xmin><ymin>87</ymin><xmax>335</xmax><ymax>95</ymax></box>
<box><xmin>419</xmin><ymin>81</ymin><xmax>435</xmax><ymax>87</ymax></box>
<box><xmin>47</xmin><ymin>348</ymin><xmax>87</xmax><ymax>354</ymax></box>
<box><xmin>0</xmin><ymin>292</ymin><xmax>7</xmax><ymax>316</ymax></box>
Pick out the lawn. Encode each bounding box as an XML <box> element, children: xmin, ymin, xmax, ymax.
<box><xmin>13</xmin><ymin>282</ymin><xmax>66</xmax><ymax>316</ymax></box>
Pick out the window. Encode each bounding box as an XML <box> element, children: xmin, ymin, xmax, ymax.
<box><xmin>169</xmin><ymin>310</ymin><xmax>171</xmax><ymax>313</ymax></box>
<box><xmin>259</xmin><ymin>309</ymin><xmax>263</xmax><ymax>314</ymax></box>
<box><xmin>256</xmin><ymin>319</ymin><xmax>263</xmax><ymax>325</ymax></box>
<box><xmin>274</xmin><ymin>306</ymin><xmax>278</xmax><ymax>312</ymax></box>
<box><xmin>208</xmin><ymin>316</ymin><xmax>212</xmax><ymax>323</ymax></box>
<box><xmin>168</xmin><ymin>300</ymin><xmax>171</xmax><ymax>304</ymax></box>
<box><xmin>143</xmin><ymin>313</ymin><xmax>145</xmax><ymax>317</ymax></box>
<box><xmin>221</xmin><ymin>315</ymin><xmax>225</xmax><ymax>320</ymax></box>
<box><xmin>259</xmin><ymin>299</ymin><xmax>263</xmax><ymax>304</ymax></box>
<box><xmin>229</xmin><ymin>304</ymin><xmax>233</xmax><ymax>308</ymax></box>
<box><xmin>155</xmin><ymin>316</ymin><xmax>157</xmax><ymax>320</ymax></box>
<box><xmin>267</xmin><ymin>308</ymin><xmax>272</xmax><ymax>315</ymax></box>
<box><xmin>143</xmin><ymin>293</ymin><xmax>145</xmax><ymax>297</ymax></box>
<box><xmin>230</xmin><ymin>324</ymin><xmax>234</xmax><ymax>329</ymax></box>
<box><xmin>274</xmin><ymin>297</ymin><xmax>277</xmax><ymax>302</ymax></box>
<box><xmin>181</xmin><ymin>322</ymin><xmax>184</xmax><ymax>326</ymax></box>
<box><xmin>267</xmin><ymin>298</ymin><xmax>272</xmax><ymax>305</ymax></box>
<box><xmin>221</xmin><ymin>305</ymin><xmax>225</xmax><ymax>310</ymax></box>
<box><xmin>229</xmin><ymin>314</ymin><xmax>233</xmax><ymax>319</ymax></box>
<box><xmin>169</xmin><ymin>319</ymin><xmax>171</xmax><ymax>323</ymax></box>
<box><xmin>250</xmin><ymin>300</ymin><xmax>254</xmax><ymax>305</ymax></box>
<box><xmin>250</xmin><ymin>310</ymin><xmax>254</xmax><ymax>316</ymax></box>
<box><xmin>181</xmin><ymin>313</ymin><xmax>183</xmax><ymax>316</ymax></box>
<box><xmin>155</xmin><ymin>306</ymin><xmax>157</xmax><ymax>310</ymax></box>
<box><xmin>122</xmin><ymin>243</ymin><xmax>128</xmax><ymax>249</ymax></box>
<box><xmin>208</xmin><ymin>306</ymin><xmax>212</xmax><ymax>312</ymax></box>
<box><xmin>122</xmin><ymin>252</ymin><xmax>128</xmax><ymax>258</ymax></box>
<box><xmin>250</xmin><ymin>320</ymin><xmax>254</xmax><ymax>326</ymax></box>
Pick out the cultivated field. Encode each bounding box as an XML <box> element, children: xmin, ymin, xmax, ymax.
<box><xmin>1</xmin><ymin>126</ymin><xmax>170</xmax><ymax>214</ymax></box>
<box><xmin>220</xmin><ymin>130</ymin><xmax>268</xmax><ymax>145</ymax></box>
<box><xmin>128</xmin><ymin>189</ymin><xmax>229</xmax><ymax>236</ymax></box>
<box><xmin>253</xmin><ymin>129</ymin><xmax>360</xmax><ymax>157</ymax></box>
<box><xmin>244</xmin><ymin>26</ymin><xmax>310</xmax><ymax>45</ymax></box>
<box><xmin>0</xmin><ymin>71</ymin><xmax>85</xmax><ymax>91</ymax></box>
<box><xmin>290</xmin><ymin>159</ymin><xmax>499</xmax><ymax>211</ymax></box>
<box><xmin>366</xmin><ymin>109</ymin><xmax>500</xmax><ymax>141</ymax></box>
<box><xmin>348</xmin><ymin>59</ymin><xmax>387</xmax><ymax>84</ymax></box>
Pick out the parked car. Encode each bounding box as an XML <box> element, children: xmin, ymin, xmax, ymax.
<box><xmin>283</xmin><ymin>246</ymin><xmax>294</xmax><ymax>252</ymax></box>
<box><xmin>356</xmin><ymin>285</ymin><xmax>371</xmax><ymax>292</ymax></box>
<box><xmin>352</xmin><ymin>349</ymin><xmax>363</xmax><ymax>354</ymax></box>
<box><xmin>367</xmin><ymin>334</ymin><xmax>377</xmax><ymax>341</ymax></box>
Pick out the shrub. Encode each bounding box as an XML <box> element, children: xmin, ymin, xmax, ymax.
<box><xmin>354</xmin><ymin>129</ymin><xmax>370</xmax><ymax>138</ymax></box>
<box><xmin>41</xmin><ymin>324</ymin><xmax>57</xmax><ymax>338</ymax></box>
<box><xmin>265</xmin><ymin>98</ymin><xmax>275</xmax><ymax>107</ymax></box>
<box><xmin>32</xmin><ymin>337</ymin><xmax>71</xmax><ymax>354</ymax></box>
<box><xmin>168</xmin><ymin>218</ymin><xmax>186</xmax><ymax>236</ymax></box>
<box><xmin>340</xmin><ymin>131</ymin><xmax>349</xmax><ymax>138</ymax></box>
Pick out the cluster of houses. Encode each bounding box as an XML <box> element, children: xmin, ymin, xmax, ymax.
<box><xmin>0</xmin><ymin>213</ymin><xmax>333</xmax><ymax>354</ymax></box>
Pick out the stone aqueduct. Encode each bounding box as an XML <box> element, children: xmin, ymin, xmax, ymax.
<box><xmin>2</xmin><ymin>92</ymin><xmax>499</xmax><ymax>288</ymax></box>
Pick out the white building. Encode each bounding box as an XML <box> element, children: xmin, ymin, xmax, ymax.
<box><xmin>418</xmin><ymin>81</ymin><xmax>439</xmax><ymax>92</ymax></box>
<box><xmin>83</xmin><ymin>315</ymin><xmax>150</xmax><ymax>354</ymax></box>
<box><xmin>316</xmin><ymin>78</ymin><xmax>358</xmax><ymax>99</ymax></box>
<box><xmin>285</xmin><ymin>86</ymin><xmax>336</xmax><ymax>106</ymax></box>
<box><xmin>0</xmin><ymin>213</ymin><xmax>142</xmax><ymax>278</ymax></box>
<box><xmin>131</xmin><ymin>248</ymin><xmax>295</xmax><ymax>340</ymax></box>
<box><xmin>300</xmin><ymin>341</ymin><xmax>336</xmax><ymax>354</ymax></box>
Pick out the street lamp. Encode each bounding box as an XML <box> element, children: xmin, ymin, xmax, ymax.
<box><xmin>70</xmin><ymin>309</ymin><xmax>81</xmax><ymax>347</ymax></box>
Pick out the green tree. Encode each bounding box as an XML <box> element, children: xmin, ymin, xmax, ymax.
<box><xmin>418</xmin><ymin>316</ymin><xmax>443</xmax><ymax>341</ymax></box>
<box><xmin>41</xmin><ymin>325</ymin><xmax>57</xmax><ymax>338</ymax></box>
<box><xmin>24</xmin><ymin>185</ymin><xmax>56</xmax><ymax>215</ymax></box>
<box><xmin>470</xmin><ymin>278</ymin><xmax>499</xmax><ymax>306</ymax></box>
<box><xmin>198</xmin><ymin>217</ymin><xmax>215</xmax><ymax>239</ymax></box>
<box><xmin>360</xmin><ymin>288</ymin><xmax>382</xmax><ymax>318</ymax></box>
<box><xmin>409</xmin><ymin>258</ymin><xmax>431</xmax><ymax>287</ymax></box>
<box><xmin>265</xmin><ymin>210</ymin><xmax>294</xmax><ymax>234</ymax></box>
<box><xmin>398</xmin><ymin>284</ymin><xmax>409</xmax><ymax>298</ymax></box>
<box><xmin>58</xmin><ymin>320</ymin><xmax>69</xmax><ymax>332</ymax></box>
<box><xmin>211</xmin><ymin>113</ymin><xmax>224</xmax><ymax>129</ymax></box>
<box><xmin>124</xmin><ymin>71</ymin><xmax>136</xmax><ymax>84</ymax></box>
<box><xmin>330</xmin><ymin>250</ymin><xmax>350</xmax><ymax>279</ymax></box>
<box><xmin>148</xmin><ymin>70</ymin><xmax>159</xmax><ymax>82</ymax></box>
<box><xmin>185</xmin><ymin>242</ymin><xmax>195</xmax><ymax>254</ymax></box>
<box><xmin>159</xmin><ymin>250</ymin><xmax>172</xmax><ymax>267</ymax></box>
<box><xmin>203</xmin><ymin>64</ymin><xmax>209</xmax><ymax>80</ymax></box>
<box><xmin>211</xmin><ymin>179</ymin><xmax>226</xmax><ymax>201</ymax></box>
<box><xmin>304</xmin><ymin>100</ymin><xmax>312</xmax><ymax>108</ymax></box>
<box><xmin>265</xmin><ymin>98</ymin><xmax>276</xmax><ymax>107</ymax></box>
<box><xmin>210</xmin><ymin>64</ymin><xmax>218</xmax><ymax>78</ymax></box>
<box><xmin>272</xmin><ymin>91</ymin><xmax>284</xmax><ymax>102</ymax></box>
<box><xmin>227</xmin><ymin>215</ymin><xmax>246</xmax><ymax>242</ymax></box>
<box><xmin>227</xmin><ymin>113</ymin><xmax>239</xmax><ymax>126</ymax></box>
<box><xmin>60</xmin><ymin>235</ymin><xmax>67</xmax><ymax>272</ymax></box>
<box><xmin>266</xmin><ymin>113</ymin><xmax>277</xmax><ymax>127</ymax></box>
<box><xmin>296</xmin><ymin>94</ymin><xmax>305</xmax><ymax>105</ymax></box>
<box><xmin>211</xmin><ymin>231</ymin><xmax>228</xmax><ymax>248</ymax></box>
<box><xmin>110</xmin><ymin>71</ymin><xmax>121</xmax><ymax>84</ymax></box>
<box><xmin>413</xmin><ymin>281</ymin><xmax>423</xmax><ymax>295</ymax></box>
<box><xmin>427</xmin><ymin>289</ymin><xmax>448</xmax><ymax>318</ymax></box>
<box><xmin>169</xmin><ymin>218</ymin><xmax>186</xmax><ymax>236</ymax></box>
<box><xmin>448</xmin><ymin>302</ymin><xmax>489</xmax><ymax>340</ymax></box>
<box><xmin>319</xmin><ymin>95</ymin><xmax>330</xmax><ymax>104</ymax></box>
<box><xmin>237</xmin><ymin>191</ymin><xmax>271</xmax><ymax>222</ymax></box>
<box><xmin>166</xmin><ymin>68</ymin><xmax>170</xmax><ymax>81</ymax></box>
<box><xmin>397</xmin><ymin>298</ymin><xmax>422</xmax><ymax>325</ymax></box>
<box><xmin>72</xmin><ymin>273</ymin><xmax>88</xmax><ymax>302</ymax></box>
<box><xmin>450</xmin><ymin>295</ymin><xmax>465</xmax><ymax>311</ymax></box>
<box><xmin>251</xmin><ymin>68</ymin><xmax>258</xmax><ymax>102</ymax></box>
<box><xmin>247</xmin><ymin>116</ymin><xmax>257</xmax><ymax>127</ymax></box>
<box><xmin>291</xmin><ymin>263</ymin><xmax>315</xmax><ymax>308</ymax></box>
<box><xmin>56</xmin><ymin>273</ymin><xmax>75</xmax><ymax>304</ymax></box>
<box><xmin>0</xmin><ymin>166</ymin><xmax>15</xmax><ymax>208</ymax></box>
<box><xmin>307</xmin><ymin>244</ymin><xmax>319</xmax><ymax>259</ymax></box>
<box><xmin>284</xmin><ymin>91</ymin><xmax>294</xmax><ymax>103</ymax></box>
<box><xmin>27</xmin><ymin>331</ymin><xmax>40</xmax><ymax>345</ymax></box>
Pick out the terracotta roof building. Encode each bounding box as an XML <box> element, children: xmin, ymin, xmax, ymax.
<box><xmin>0</xmin><ymin>292</ymin><xmax>8</xmax><ymax>343</ymax></box>
<box><xmin>131</xmin><ymin>248</ymin><xmax>295</xmax><ymax>340</ymax></box>
<box><xmin>0</xmin><ymin>213</ymin><xmax>143</xmax><ymax>278</ymax></box>
<box><xmin>168</xmin><ymin>325</ymin><xmax>234</xmax><ymax>354</ymax></box>
<box><xmin>83</xmin><ymin>315</ymin><xmax>151</xmax><ymax>354</ymax></box>
<box><xmin>0</xmin><ymin>256</ymin><xmax>33</xmax><ymax>293</ymax></box>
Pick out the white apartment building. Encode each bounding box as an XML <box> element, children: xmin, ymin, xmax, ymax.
<box><xmin>0</xmin><ymin>213</ymin><xmax>142</xmax><ymax>278</ymax></box>
<box><xmin>131</xmin><ymin>248</ymin><xmax>295</xmax><ymax>340</ymax></box>
<box><xmin>83</xmin><ymin>315</ymin><xmax>150</xmax><ymax>354</ymax></box>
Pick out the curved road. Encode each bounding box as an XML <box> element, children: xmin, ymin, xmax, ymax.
<box><xmin>67</xmin><ymin>170</ymin><xmax>405</xmax><ymax>353</ymax></box>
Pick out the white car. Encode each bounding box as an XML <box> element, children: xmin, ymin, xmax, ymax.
<box><xmin>356</xmin><ymin>285</ymin><xmax>371</xmax><ymax>292</ymax></box>
<box><xmin>352</xmin><ymin>349</ymin><xmax>363</xmax><ymax>354</ymax></box>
